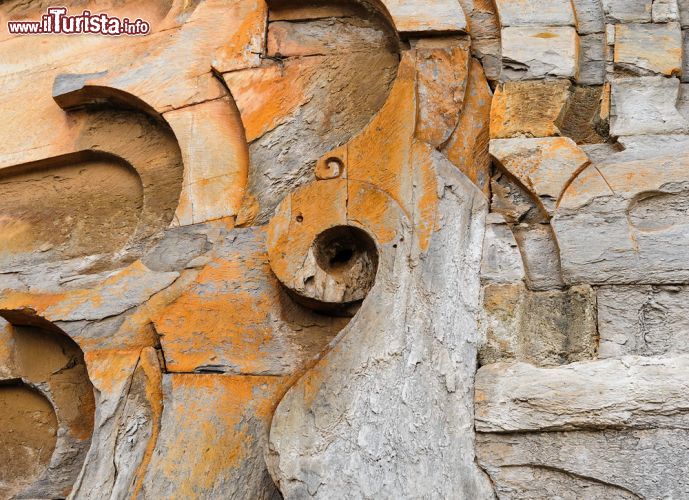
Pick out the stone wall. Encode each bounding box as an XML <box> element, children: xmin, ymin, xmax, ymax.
<box><xmin>0</xmin><ymin>0</ymin><xmax>687</xmax><ymax>498</ymax></box>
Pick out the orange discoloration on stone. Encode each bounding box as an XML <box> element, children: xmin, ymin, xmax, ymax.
<box><xmin>84</xmin><ymin>349</ymin><xmax>141</xmax><ymax>396</ymax></box>
<box><xmin>212</xmin><ymin>0</ymin><xmax>267</xmax><ymax>72</ymax></box>
<box><xmin>411</xmin><ymin>142</ymin><xmax>440</xmax><ymax>251</ymax></box>
<box><xmin>224</xmin><ymin>59</ymin><xmax>318</xmax><ymax>142</ymax></box>
<box><xmin>443</xmin><ymin>58</ymin><xmax>492</xmax><ymax>195</ymax></box>
<box><xmin>490</xmin><ymin>80</ymin><xmax>572</xmax><ymax>139</ymax></box>
<box><xmin>490</xmin><ymin>137</ymin><xmax>590</xmax><ymax>215</ymax></box>
<box><xmin>164</xmin><ymin>97</ymin><xmax>249</xmax><ymax>225</ymax></box>
<box><xmin>155</xmin><ymin>256</ymin><xmax>274</xmax><ymax>373</ymax></box>
<box><xmin>147</xmin><ymin>374</ymin><xmax>290</xmax><ymax>498</ymax></box>
<box><xmin>267</xmin><ymin>179</ymin><xmax>348</xmax><ymax>288</ymax></box>
<box><xmin>414</xmin><ymin>41</ymin><xmax>470</xmax><ymax>147</ymax></box>
<box><xmin>614</xmin><ymin>23</ymin><xmax>682</xmax><ymax>76</ymax></box>
<box><xmin>347</xmin><ymin>180</ymin><xmax>404</xmax><ymax>245</ymax></box>
<box><xmin>346</xmin><ymin>52</ymin><xmax>416</xmax><ymax>215</ymax></box>
<box><xmin>131</xmin><ymin>347</ymin><xmax>164</xmax><ymax>499</ymax></box>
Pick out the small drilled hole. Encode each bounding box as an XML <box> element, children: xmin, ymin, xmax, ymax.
<box><xmin>296</xmin><ymin>214</ymin><xmax>303</xmax><ymax>223</ymax></box>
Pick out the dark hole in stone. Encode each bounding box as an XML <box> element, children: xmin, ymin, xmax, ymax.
<box><xmin>313</xmin><ymin>225</ymin><xmax>378</xmax><ymax>278</ymax></box>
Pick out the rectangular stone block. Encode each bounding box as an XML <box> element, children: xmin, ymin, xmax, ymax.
<box><xmin>501</xmin><ymin>26</ymin><xmax>579</xmax><ymax>80</ymax></box>
<box><xmin>614</xmin><ymin>22</ymin><xmax>682</xmax><ymax>76</ymax></box>
<box><xmin>610</xmin><ymin>76</ymin><xmax>688</xmax><ymax>136</ymax></box>
<box><xmin>598</xmin><ymin>285</ymin><xmax>689</xmax><ymax>357</ymax></box>
<box><xmin>480</xmin><ymin>283</ymin><xmax>597</xmax><ymax>367</ymax></box>
<box><xmin>602</xmin><ymin>0</ymin><xmax>652</xmax><ymax>22</ymax></box>
<box><xmin>578</xmin><ymin>33</ymin><xmax>606</xmax><ymax>84</ymax></box>
<box><xmin>571</xmin><ymin>0</ymin><xmax>605</xmax><ymax>34</ymax></box>
<box><xmin>494</xmin><ymin>0</ymin><xmax>575</xmax><ymax>27</ymax></box>
<box><xmin>490</xmin><ymin>80</ymin><xmax>572</xmax><ymax>138</ymax></box>
<box><xmin>653</xmin><ymin>0</ymin><xmax>680</xmax><ymax>21</ymax></box>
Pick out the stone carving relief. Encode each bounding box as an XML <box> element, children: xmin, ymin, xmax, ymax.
<box><xmin>0</xmin><ymin>0</ymin><xmax>688</xmax><ymax>498</ymax></box>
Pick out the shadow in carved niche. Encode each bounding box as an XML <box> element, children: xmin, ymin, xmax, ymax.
<box><xmin>295</xmin><ymin>225</ymin><xmax>379</xmax><ymax>314</ymax></box>
<box><xmin>0</xmin><ymin>382</ymin><xmax>57</xmax><ymax>499</ymax></box>
<box><xmin>0</xmin><ymin>313</ymin><xmax>94</xmax><ymax>499</ymax></box>
<box><xmin>0</xmin><ymin>107</ymin><xmax>183</xmax><ymax>274</ymax></box>
<box><xmin>0</xmin><ymin>152</ymin><xmax>142</xmax><ymax>267</ymax></box>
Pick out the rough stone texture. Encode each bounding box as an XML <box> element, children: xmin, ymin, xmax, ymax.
<box><xmin>579</xmin><ymin>33</ymin><xmax>607</xmax><ymax>84</ymax></box>
<box><xmin>602</xmin><ymin>0</ymin><xmax>652</xmax><ymax>23</ymax></box>
<box><xmin>490</xmin><ymin>80</ymin><xmax>573</xmax><ymax>138</ymax></box>
<box><xmin>554</xmin><ymin>150</ymin><xmax>689</xmax><ymax>284</ymax></box>
<box><xmin>654</xmin><ymin>0</ymin><xmax>681</xmax><ymax>21</ymax></box>
<box><xmin>494</xmin><ymin>0</ymin><xmax>576</xmax><ymax>26</ymax></box>
<box><xmin>480</xmin><ymin>214</ymin><xmax>525</xmax><ymax>284</ymax></box>
<box><xmin>267</xmin><ymin>162</ymin><xmax>494</xmax><ymax>499</ymax></box>
<box><xmin>478</xmin><ymin>429</ymin><xmax>689</xmax><ymax>499</ymax></box>
<box><xmin>476</xmin><ymin>355</ymin><xmax>689</xmax><ymax>431</ymax></box>
<box><xmin>614</xmin><ymin>22</ymin><xmax>682</xmax><ymax>76</ymax></box>
<box><xmin>609</xmin><ymin>76</ymin><xmax>688</xmax><ymax>136</ymax></box>
<box><xmin>490</xmin><ymin>137</ymin><xmax>590</xmax><ymax>215</ymax></box>
<box><xmin>480</xmin><ymin>283</ymin><xmax>597</xmax><ymax>366</ymax></box>
<box><xmin>225</xmin><ymin>10</ymin><xmax>399</xmax><ymax>224</ymax></box>
<box><xmin>572</xmin><ymin>0</ymin><xmax>606</xmax><ymax>34</ymax></box>
<box><xmin>4</xmin><ymin>0</ymin><xmax>689</xmax><ymax>498</ymax></box>
<box><xmin>512</xmin><ymin>223</ymin><xmax>565</xmax><ymax>290</ymax></box>
<box><xmin>598</xmin><ymin>285</ymin><xmax>689</xmax><ymax>357</ymax></box>
<box><xmin>501</xmin><ymin>26</ymin><xmax>579</xmax><ymax>80</ymax></box>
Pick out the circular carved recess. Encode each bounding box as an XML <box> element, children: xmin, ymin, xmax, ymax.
<box><xmin>0</xmin><ymin>383</ymin><xmax>58</xmax><ymax>499</ymax></box>
<box><xmin>312</xmin><ymin>225</ymin><xmax>379</xmax><ymax>303</ymax></box>
<box><xmin>0</xmin><ymin>315</ymin><xmax>95</xmax><ymax>498</ymax></box>
<box><xmin>267</xmin><ymin>179</ymin><xmax>407</xmax><ymax>313</ymax></box>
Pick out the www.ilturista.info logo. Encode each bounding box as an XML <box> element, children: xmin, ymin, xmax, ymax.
<box><xmin>7</xmin><ymin>7</ymin><xmax>150</xmax><ymax>35</ymax></box>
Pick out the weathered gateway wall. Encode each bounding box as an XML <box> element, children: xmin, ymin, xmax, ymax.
<box><xmin>0</xmin><ymin>0</ymin><xmax>688</xmax><ymax>498</ymax></box>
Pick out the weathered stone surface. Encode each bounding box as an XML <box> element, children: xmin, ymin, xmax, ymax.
<box><xmin>490</xmin><ymin>137</ymin><xmax>590</xmax><ymax>214</ymax></box>
<box><xmin>225</xmin><ymin>11</ymin><xmax>399</xmax><ymax>224</ymax></box>
<box><xmin>379</xmin><ymin>0</ymin><xmax>467</xmax><ymax>34</ymax></box>
<box><xmin>267</xmin><ymin>162</ymin><xmax>494</xmax><ymax>499</ymax></box>
<box><xmin>5</xmin><ymin>0</ymin><xmax>689</xmax><ymax>497</ymax></box>
<box><xmin>602</xmin><ymin>0</ymin><xmax>652</xmax><ymax>22</ymax></box>
<box><xmin>598</xmin><ymin>285</ymin><xmax>689</xmax><ymax>357</ymax></box>
<box><xmin>414</xmin><ymin>40</ymin><xmax>470</xmax><ymax>147</ymax></box>
<box><xmin>480</xmin><ymin>214</ymin><xmax>525</xmax><ymax>283</ymax></box>
<box><xmin>480</xmin><ymin>283</ymin><xmax>597</xmax><ymax>366</ymax></box>
<box><xmin>0</xmin><ymin>318</ymin><xmax>94</xmax><ymax>499</ymax></box>
<box><xmin>654</xmin><ymin>0</ymin><xmax>681</xmax><ymax>21</ymax></box>
<box><xmin>554</xmin><ymin>151</ymin><xmax>689</xmax><ymax>284</ymax></box>
<box><xmin>683</xmin><ymin>30</ymin><xmax>689</xmax><ymax>82</ymax></box>
<box><xmin>681</xmin><ymin>0</ymin><xmax>689</xmax><ymax>26</ymax></box>
<box><xmin>578</xmin><ymin>33</ymin><xmax>606</xmax><ymax>84</ymax></box>
<box><xmin>141</xmin><ymin>374</ymin><xmax>288</xmax><ymax>499</ymax></box>
<box><xmin>494</xmin><ymin>0</ymin><xmax>576</xmax><ymax>26</ymax></box>
<box><xmin>154</xmin><ymin>226</ymin><xmax>347</xmax><ymax>375</ymax></box>
<box><xmin>614</xmin><ymin>22</ymin><xmax>682</xmax><ymax>76</ymax></box>
<box><xmin>501</xmin><ymin>26</ymin><xmax>579</xmax><ymax>80</ymax></box>
<box><xmin>572</xmin><ymin>0</ymin><xmax>606</xmax><ymax>34</ymax></box>
<box><xmin>559</xmin><ymin>84</ymin><xmax>608</xmax><ymax>143</ymax></box>
<box><xmin>164</xmin><ymin>98</ymin><xmax>249</xmax><ymax>226</ymax></box>
<box><xmin>476</xmin><ymin>355</ymin><xmax>689</xmax><ymax>432</ymax></box>
<box><xmin>442</xmin><ymin>58</ymin><xmax>493</xmax><ymax>194</ymax></box>
<box><xmin>472</xmin><ymin>37</ymin><xmax>502</xmax><ymax>81</ymax></box>
<box><xmin>477</xmin><ymin>429</ymin><xmax>689</xmax><ymax>499</ymax></box>
<box><xmin>491</xmin><ymin>80</ymin><xmax>572</xmax><ymax>138</ymax></box>
<box><xmin>609</xmin><ymin>76</ymin><xmax>688</xmax><ymax>135</ymax></box>
<box><xmin>512</xmin><ymin>223</ymin><xmax>565</xmax><ymax>290</ymax></box>
<box><xmin>267</xmin><ymin>18</ymin><xmax>394</xmax><ymax>57</ymax></box>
